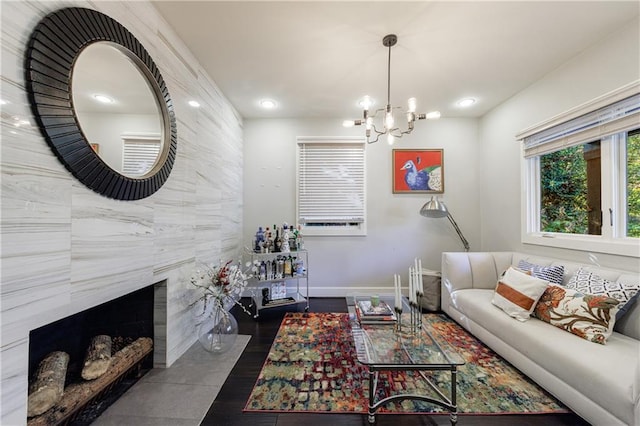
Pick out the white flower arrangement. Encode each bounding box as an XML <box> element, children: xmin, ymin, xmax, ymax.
<box><xmin>190</xmin><ymin>259</ymin><xmax>259</xmax><ymax>321</ymax></box>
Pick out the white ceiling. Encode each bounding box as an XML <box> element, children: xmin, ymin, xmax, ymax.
<box><xmin>151</xmin><ymin>1</ymin><xmax>639</xmax><ymax>120</ymax></box>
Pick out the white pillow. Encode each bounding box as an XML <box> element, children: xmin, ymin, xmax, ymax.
<box><xmin>492</xmin><ymin>267</ymin><xmax>549</xmax><ymax>321</ymax></box>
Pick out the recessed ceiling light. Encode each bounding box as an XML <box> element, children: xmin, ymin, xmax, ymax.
<box><xmin>457</xmin><ymin>98</ymin><xmax>476</xmax><ymax>108</ymax></box>
<box><xmin>93</xmin><ymin>94</ymin><xmax>114</xmax><ymax>104</ymax></box>
<box><xmin>188</xmin><ymin>100</ymin><xmax>200</xmax><ymax>108</ymax></box>
<box><xmin>0</xmin><ymin>99</ymin><xmax>8</xmax><ymax>105</ymax></box>
<box><xmin>259</xmin><ymin>99</ymin><xmax>277</xmax><ymax>109</ymax></box>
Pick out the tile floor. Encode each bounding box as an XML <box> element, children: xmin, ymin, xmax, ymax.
<box><xmin>92</xmin><ymin>335</ymin><xmax>251</xmax><ymax>425</ymax></box>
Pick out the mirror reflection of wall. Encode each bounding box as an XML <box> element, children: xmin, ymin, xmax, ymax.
<box><xmin>72</xmin><ymin>42</ymin><xmax>163</xmax><ymax>177</ymax></box>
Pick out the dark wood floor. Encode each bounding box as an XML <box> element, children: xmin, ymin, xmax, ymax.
<box><xmin>200</xmin><ymin>298</ymin><xmax>590</xmax><ymax>426</ymax></box>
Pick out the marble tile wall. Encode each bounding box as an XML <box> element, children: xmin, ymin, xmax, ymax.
<box><xmin>0</xmin><ymin>1</ymin><xmax>244</xmax><ymax>424</ymax></box>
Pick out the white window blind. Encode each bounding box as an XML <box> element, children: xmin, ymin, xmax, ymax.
<box><xmin>122</xmin><ymin>134</ymin><xmax>161</xmax><ymax>177</ymax></box>
<box><xmin>297</xmin><ymin>137</ymin><xmax>366</xmax><ymax>236</ymax></box>
<box><xmin>517</xmin><ymin>82</ymin><xmax>640</xmax><ymax>158</ymax></box>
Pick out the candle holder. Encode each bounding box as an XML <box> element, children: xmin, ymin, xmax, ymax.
<box><xmin>394</xmin><ymin>307</ymin><xmax>403</xmax><ymax>333</ymax></box>
<box><xmin>409</xmin><ymin>301</ymin><xmax>419</xmax><ymax>334</ymax></box>
<box><xmin>409</xmin><ymin>301</ymin><xmax>414</xmax><ymax>333</ymax></box>
<box><xmin>417</xmin><ymin>291</ymin><xmax>424</xmax><ymax>330</ymax></box>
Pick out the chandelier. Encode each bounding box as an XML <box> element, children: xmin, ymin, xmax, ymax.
<box><xmin>343</xmin><ymin>34</ymin><xmax>440</xmax><ymax>145</ymax></box>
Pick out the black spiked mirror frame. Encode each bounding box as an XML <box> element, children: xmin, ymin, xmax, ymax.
<box><xmin>25</xmin><ymin>7</ymin><xmax>177</xmax><ymax>200</ymax></box>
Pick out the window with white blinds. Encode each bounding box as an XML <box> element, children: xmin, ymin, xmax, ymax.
<box><xmin>121</xmin><ymin>134</ymin><xmax>161</xmax><ymax>177</ymax></box>
<box><xmin>296</xmin><ymin>137</ymin><xmax>366</xmax><ymax>236</ymax></box>
<box><xmin>515</xmin><ymin>81</ymin><xmax>640</xmax><ymax>257</ymax></box>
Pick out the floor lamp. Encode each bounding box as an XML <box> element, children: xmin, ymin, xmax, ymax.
<box><xmin>420</xmin><ymin>196</ymin><xmax>470</xmax><ymax>252</ymax></box>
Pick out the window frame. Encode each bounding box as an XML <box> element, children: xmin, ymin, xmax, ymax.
<box><xmin>517</xmin><ymin>81</ymin><xmax>640</xmax><ymax>258</ymax></box>
<box><xmin>296</xmin><ymin>136</ymin><xmax>367</xmax><ymax>237</ymax></box>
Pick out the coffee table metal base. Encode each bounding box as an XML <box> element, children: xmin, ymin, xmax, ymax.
<box><xmin>367</xmin><ymin>364</ymin><xmax>458</xmax><ymax>425</ymax></box>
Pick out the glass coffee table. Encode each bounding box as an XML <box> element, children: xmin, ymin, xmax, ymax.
<box><xmin>349</xmin><ymin>294</ymin><xmax>465</xmax><ymax>424</ymax></box>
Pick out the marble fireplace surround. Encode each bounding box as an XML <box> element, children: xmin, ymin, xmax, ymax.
<box><xmin>1</xmin><ymin>1</ymin><xmax>244</xmax><ymax>424</ymax></box>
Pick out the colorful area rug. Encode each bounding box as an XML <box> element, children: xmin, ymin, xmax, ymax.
<box><xmin>243</xmin><ymin>312</ymin><xmax>569</xmax><ymax>415</ymax></box>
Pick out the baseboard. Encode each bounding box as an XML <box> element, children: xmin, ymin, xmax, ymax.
<box><xmin>242</xmin><ymin>286</ymin><xmax>397</xmax><ymax>298</ymax></box>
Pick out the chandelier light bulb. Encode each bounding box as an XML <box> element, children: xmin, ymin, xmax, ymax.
<box><xmin>360</xmin><ymin>96</ymin><xmax>373</xmax><ymax>110</ymax></box>
<box><xmin>366</xmin><ymin>116</ymin><xmax>373</xmax><ymax>130</ymax></box>
<box><xmin>385</xmin><ymin>110</ymin><xmax>394</xmax><ymax>130</ymax></box>
<box><xmin>387</xmin><ymin>133</ymin><xmax>395</xmax><ymax>145</ymax></box>
<box><xmin>408</xmin><ymin>97</ymin><xmax>417</xmax><ymax>113</ymax></box>
<box><xmin>406</xmin><ymin>112</ymin><xmax>414</xmax><ymax>123</ymax></box>
<box><xmin>343</xmin><ymin>120</ymin><xmax>355</xmax><ymax>128</ymax></box>
<box><xmin>426</xmin><ymin>111</ymin><xmax>441</xmax><ymax>120</ymax></box>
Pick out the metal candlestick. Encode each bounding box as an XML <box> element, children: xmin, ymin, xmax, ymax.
<box><xmin>409</xmin><ymin>301</ymin><xmax>417</xmax><ymax>334</ymax></box>
<box><xmin>417</xmin><ymin>291</ymin><xmax>423</xmax><ymax>330</ymax></box>
<box><xmin>395</xmin><ymin>307</ymin><xmax>403</xmax><ymax>333</ymax></box>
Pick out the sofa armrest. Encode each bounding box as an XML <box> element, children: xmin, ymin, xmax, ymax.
<box><xmin>441</xmin><ymin>252</ymin><xmax>516</xmax><ymax>313</ymax></box>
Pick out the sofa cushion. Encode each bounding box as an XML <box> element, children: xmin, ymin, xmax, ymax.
<box><xmin>566</xmin><ymin>268</ymin><xmax>640</xmax><ymax>319</ymax></box>
<box><xmin>492</xmin><ymin>267</ymin><xmax>548</xmax><ymax>321</ymax></box>
<box><xmin>451</xmin><ymin>288</ymin><xmax>639</xmax><ymax>426</ymax></box>
<box><xmin>517</xmin><ymin>260</ymin><xmax>564</xmax><ymax>285</ymax></box>
<box><xmin>533</xmin><ymin>284</ymin><xmax>620</xmax><ymax>344</ymax></box>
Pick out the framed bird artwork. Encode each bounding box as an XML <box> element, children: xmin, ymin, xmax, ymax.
<box><xmin>392</xmin><ymin>149</ymin><xmax>444</xmax><ymax>194</ymax></box>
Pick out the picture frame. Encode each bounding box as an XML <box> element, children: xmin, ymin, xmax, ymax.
<box><xmin>392</xmin><ymin>149</ymin><xmax>444</xmax><ymax>193</ymax></box>
<box><xmin>90</xmin><ymin>143</ymin><xmax>100</xmax><ymax>154</ymax></box>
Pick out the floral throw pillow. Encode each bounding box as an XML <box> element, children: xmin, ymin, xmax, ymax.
<box><xmin>517</xmin><ymin>260</ymin><xmax>564</xmax><ymax>285</ymax></box>
<box><xmin>533</xmin><ymin>285</ymin><xmax>620</xmax><ymax>345</ymax></box>
<box><xmin>566</xmin><ymin>268</ymin><xmax>640</xmax><ymax>319</ymax></box>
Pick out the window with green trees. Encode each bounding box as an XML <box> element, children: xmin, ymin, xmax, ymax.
<box><xmin>537</xmin><ymin>129</ymin><xmax>639</xmax><ymax>239</ymax></box>
<box><xmin>520</xmin><ymin>90</ymin><xmax>639</xmax><ymax>257</ymax></box>
<box><xmin>627</xmin><ymin>130</ymin><xmax>640</xmax><ymax>237</ymax></box>
<box><xmin>540</xmin><ymin>141</ymin><xmax>601</xmax><ymax>235</ymax></box>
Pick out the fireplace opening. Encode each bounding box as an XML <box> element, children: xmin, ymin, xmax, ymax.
<box><xmin>27</xmin><ymin>285</ymin><xmax>155</xmax><ymax>425</ymax></box>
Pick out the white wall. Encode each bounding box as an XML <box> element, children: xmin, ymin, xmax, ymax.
<box><xmin>0</xmin><ymin>2</ymin><xmax>243</xmax><ymax>424</ymax></box>
<box><xmin>244</xmin><ymin>118</ymin><xmax>479</xmax><ymax>295</ymax></box>
<box><xmin>479</xmin><ymin>17</ymin><xmax>640</xmax><ymax>271</ymax></box>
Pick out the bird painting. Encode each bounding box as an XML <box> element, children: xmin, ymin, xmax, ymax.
<box><xmin>400</xmin><ymin>158</ymin><xmax>442</xmax><ymax>191</ymax></box>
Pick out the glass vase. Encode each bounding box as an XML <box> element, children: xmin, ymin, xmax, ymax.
<box><xmin>197</xmin><ymin>305</ymin><xmax>238</xmax><ymax>354</ymax></box>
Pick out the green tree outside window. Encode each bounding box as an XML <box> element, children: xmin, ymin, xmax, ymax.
<box><xmin>627</xmin><ymin>131</ymin><xmax>640</xmax><ymax>237</ymax></box>
<box><xmin>540</xmin><ymin>144</ymin><xmax>591</xmax><ymax>234</ymax></box>
<box><xmin>539</xmin><ymin>130</ymin><xmax>639</xmax><ymax>238</ymax></box>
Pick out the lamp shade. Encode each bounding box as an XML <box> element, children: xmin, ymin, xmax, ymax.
<box><xmin>420</xmin><ymin>196</ymin><xmax>448</xmax><ymax>218</ymax></box>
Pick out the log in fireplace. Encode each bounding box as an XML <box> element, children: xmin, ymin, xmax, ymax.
<box><xmin>27</xmin><ymin>286</ymin><xmax>155</xmax><ymax>425</ymax></box>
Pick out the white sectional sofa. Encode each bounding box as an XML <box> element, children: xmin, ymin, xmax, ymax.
<box><xmin>441</xmin><ymin>251</ymin><xmax>640</xmax><ymax>426</ymax></box>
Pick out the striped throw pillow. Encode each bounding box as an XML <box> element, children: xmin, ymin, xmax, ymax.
<box><xmin>492</xmin><ymin>267</ymin><xmax>549</xmax><ymax>321</ymax></box>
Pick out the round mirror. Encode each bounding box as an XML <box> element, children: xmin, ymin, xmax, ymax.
<box><xmin>72</xmin><ymin>43</ymin><xmax>164</xmax><ymax>178</ymax></box>
<box><xmin>25</xmin><ymin>7</ymin><xmax>177</xmax><ymax>200</ymax></box>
